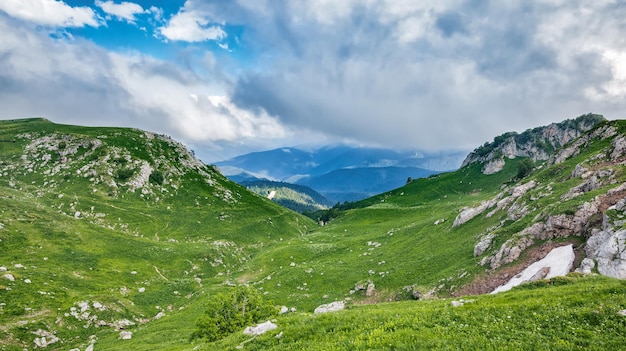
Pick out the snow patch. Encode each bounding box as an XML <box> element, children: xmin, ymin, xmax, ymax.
<box><xmin>491</xmin><ymin>244</ymin><xmax>575</xmax><ymax>294</ymax></box>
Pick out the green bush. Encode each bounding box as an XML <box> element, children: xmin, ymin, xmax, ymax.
<box><xmin>191</xmin><ymin>286</ymin><xmax>277</xmax><ymax>342</ymax></box>
<box><xmin>149</xmin><ymin>171</ymin><xmax>164</xmax><ymax>185</ymax></box>
<box><xmin>516</xmin><ymin>158</ymin><xmax>535</xmax><ymax>179</ymax></box>
<box><xmin>116</xmin><ymin>168</ymin><xmax>135</xmax><ymax>181</ymax></box>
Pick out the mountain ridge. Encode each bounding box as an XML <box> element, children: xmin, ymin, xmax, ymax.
<box><xmin>462</xmin><ymin>113</ymin><xmax>606</xmax><ymax>174</ymax></box>
<box><xmin>216</xmin><ymin>145</ymin><xmax>467</xmax><ymax>202</ymax></box>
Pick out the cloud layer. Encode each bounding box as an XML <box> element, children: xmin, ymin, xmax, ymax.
<box><xmin>1</xmin><ymin>0</ymin><xmax>625</xmax><ymax>161</ymax></box>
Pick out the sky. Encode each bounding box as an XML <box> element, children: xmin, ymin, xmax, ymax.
<box><xmin>0</xmin><ymin>1</ymin><xmax>625</xmax><ymax>162</ymax></box>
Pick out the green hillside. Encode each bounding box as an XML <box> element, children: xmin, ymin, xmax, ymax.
<box><xmin>1</xmin><ymin>117</ymin><xmax>626</xmax><ymax>350</ymax></box>
<box><xmin>0</xmin><ymin>118</ymin><xmax>313</xmax><ymax>351</ymax></box>
<box><xmin>240</xmin><ymin>180</ymin><xmax>335</xmax><ymax>213</ymax></box>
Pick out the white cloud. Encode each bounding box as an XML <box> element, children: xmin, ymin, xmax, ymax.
<box><xmin>0</xmin><ymin>0</ymin><xmax>99</xmax><ymax>27</ymax></box>
<box><xmin>96</xmin><ymin>0</ymin><xmax>144</xmax><ymax>23</ymax></box>
<box><xmin>0</xmin><ymin>15</ymin><xmax>288</xmax><ymax>153</ymax></box>
<box><xmin>159</xmin><ymin>2</ymin><xmax>226</xmax><ymax>42</ymax></box>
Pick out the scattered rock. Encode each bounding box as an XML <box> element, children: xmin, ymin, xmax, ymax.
<box><xmin>33</xmin><ymin>329</ymin><xmax>59</xmax><ymax>348</ymax></box>
<box><xmin>365</xmin><ymin>282</ymin><xmax>376</xmax><ymax>297</ymax></box>
<box><xmin>314</xmin><ymin>301</ymin><xmax>345</xmax><ymax>314</ymax></box>
<box><xmin>3</xmin><ymin>273</ymin><xmax>15</xmax><ymax>282</ymax></box>
<box><xmin>120</xmin><ymin>331</ymin><xmax>133</xmax><ymax>340</ymax></box>
<box><xmin>451</xmin><ymin>300</ymin><xmax>464</xmax><ymax>307</ymax></box>
<box><xmin>474</xmin><ymin>234</ymin><xmax>495</xmax><ymax>257</ymax></box>
<box><xmin>0</xmin><ymin>266</ymin><xmax>6</xmax><ymax>272</ymax></box>
<box><xmin>243</xmin><ymin>321</ymin><xmax>277</xmax><ymax>336</ymax></box>
<box><xmin>279</xmin><ymin>306</ymin><xmax>289</xmax><ymax>314</ymax></box>
<box><xmin>618</xmin><ymin>310</ymin><xmax>626</xmax><ymax>317</ymax></box>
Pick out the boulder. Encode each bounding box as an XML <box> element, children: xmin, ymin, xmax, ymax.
<box><xmin>575</xmin><ymin>258</ymin><xmax>595</xmax><ymax>274</ymax></box>
<box><xmin>314</xmin><ymin>301</ymin><xmax>345</xmax><ymax>314</ymax></box>
<box><xmin>365</xmin><ymin>282</ymin><xmax>376</xmax><ymax>297</ymax></box>
<box><xmin>120</xmin><ymin>331</ymin><xmax>133</xmax><ymax>340</ymax></box>
<box><xmin>243</xmin><ymin>321</ymin><xmax>277</xmax><ymax>336</ymax></box>
<box><xmin>586</xmin><ymin>227</ymin><xmax>626</xmax><ymax>279</ymax></box>
<box><xmin>474</xmin><ymin>234</ymin><xmax>495</xmax><ymax>257</ymax></box>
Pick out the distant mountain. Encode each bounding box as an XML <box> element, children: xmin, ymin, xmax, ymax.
<box><xmin>216</xmin><ymin>145</ymin><xmax>467</xmax><ymax>202</ymax></box>
<box><xmin>240</xmin><ymin>180</ymin><xmax>335</xmax><ymax>213</ymax></box>
<box><xmin>295</xmin><ymin>166</ymin><xmax>437</xmax><ymax>203</ymax></box>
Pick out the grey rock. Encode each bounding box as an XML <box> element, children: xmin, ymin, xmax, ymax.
<box><xmin>243</xmin><ymin>321</ymin><xmax>277</xmax><ymax>336</ymax></box>
<box><xmin>314</xmin><ymin>301</ymin><xmax>345</xmax><ymax>314</ymax></box>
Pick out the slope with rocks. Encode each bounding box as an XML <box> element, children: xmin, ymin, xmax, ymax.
<box><xmin>462</xmin><ymin>113</ymin><xmax>605</xmax><ymax>174</ymax></box>
<box><xmin>0</xmin><ymin>118</ymin><xmax>313</xmax><ymax>351</ymax></box>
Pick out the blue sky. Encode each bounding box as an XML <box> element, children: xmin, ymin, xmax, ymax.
<box><xmin>1</xmin><ymin>1</ymin><xmax>626</xmax><ymax>162</ymax></box>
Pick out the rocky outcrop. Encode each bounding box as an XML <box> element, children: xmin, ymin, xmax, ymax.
<box><xmin>462</xmin><ymin>114</ymin><xmax>605</xmax><ymax>173</ymax></box>
<box><xmin>482</xmin><ymin>158</ymin><xmax>505</xmax><ymax>175</ymax></box>
<box><xmin>549</xmin><ymin>123</ymin><xmax>617</xmax><ymax>165</ymax></box>
<box><xmin>456</xmin><ymin>181</ymin><xmax>536</xmax><ymax>227</ymax></box>
<box><xmin>585</xmin><ymin>202</ymin><xmax>626</xmax><ymax>279</ymax></box>
<box><xmin>474</xmin><ymin>233</ymin><xmax>495</xmax><ymax>257</ymax></box>
<box><xmin>482</xmin><ymin>197</ymin><xmax>601</xmax><ymax>269</ymax></box>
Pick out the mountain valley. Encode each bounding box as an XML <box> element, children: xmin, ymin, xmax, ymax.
<box><xmin>1</xmin><ymin>115</ymin><xmax>626</xmax><ymax>350</ymax></box>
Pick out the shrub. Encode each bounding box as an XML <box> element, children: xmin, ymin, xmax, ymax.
<box><xmin>191</xmin><ymin>286</ymin><xmax>277</xmax><ymax>342</ymax></box>
<box><xmin>149</xmin><ymin>171</ymin><xmax>164</xmax><ymax>185</ymax></box>
<box><xmin>116</xmin><ymin>168</ymin><xmax>135</xmax><ymax>182</ymax></box>
<box><xmin>516</xmin><ymin>158</ymin><xmax>535</xmax><ymax>179</ymax></box>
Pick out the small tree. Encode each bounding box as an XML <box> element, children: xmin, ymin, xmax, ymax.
<box><xmin>191</xmin><ymin>286</ymin><xmax>277</xmax><ymax>342</ymax></box>
<box><xmin>516</xmin><ymin>158</ymin><xmax>535</xmax><ymax>179</ymax></box>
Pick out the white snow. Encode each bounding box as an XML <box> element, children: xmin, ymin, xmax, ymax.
<box><xmin>491</xmin><ymin>244</ymin><xmax>575</xmax><ymax>294</ymax></box>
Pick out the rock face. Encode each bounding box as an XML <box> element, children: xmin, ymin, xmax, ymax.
<box><xmin>462</xmin><ymin>114</ymin><xmax>604</xmax><ymax>173</ymax></box>
<box><xmin>491</xmin><ymin>245</ymin><xmax>575</xmax><ymax>294</ymax></box>
<box><xmin>314</xmin><ymin>301</ymin><xmax>345</xmax><ymax>314</ymax></box>
<box><xmin>585</xmin><ymin>212</ymin><xmax>626</xmax><ymax>279</ymax></box>
<box><xmin>243</xmin><ymin>321</ymin><xmax>277</xmax><ymax>336</ymax></box>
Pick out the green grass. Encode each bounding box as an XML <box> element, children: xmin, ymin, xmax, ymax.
<box><xmin>206</xmin><ymin>275</ymin><xmax>626</xmax><ymax>351</ymax></box>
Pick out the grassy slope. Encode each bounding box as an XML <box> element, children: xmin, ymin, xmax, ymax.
<box><xmin>0</xmin><ymin>118</ymin><xmax>314</xmax><ymax>351</ymax></box>
<box><xmin>208</xmin><ymin>275</ymin><xmax>626</xmax><ymax>351</ymax></box>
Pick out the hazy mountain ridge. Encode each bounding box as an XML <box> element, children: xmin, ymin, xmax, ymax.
<box><xmin>216</xmin><ymin>145</ymin><xmax>467</xmax><ymax>202</ymax></box>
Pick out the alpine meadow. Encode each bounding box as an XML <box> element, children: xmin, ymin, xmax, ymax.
<box><xmin>1</xmin><ymin>114</ymin><xmax>626</xmax><ymax>351</ymax></box>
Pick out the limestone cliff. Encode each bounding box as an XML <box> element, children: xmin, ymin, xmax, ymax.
<box><xmin>461</xmin><ymin>113</ymin><xmax>605</xmax><ymax>174</ymax></box>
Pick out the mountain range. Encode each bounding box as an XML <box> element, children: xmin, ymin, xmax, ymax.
<box><xmin>1</xmin><ymin>114</ymin><xmax>626</xmax><ymax>350</ymax></box>
<box><xmin>216</xmin><ymin>145</ymin><xmax>468</xmax><ymax>203</ymax></box>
